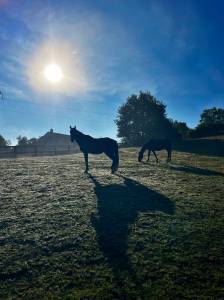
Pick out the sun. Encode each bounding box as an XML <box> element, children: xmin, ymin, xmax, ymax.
<box><xmin>28</xmin><ymin>42</ymin><xmax>88</xmax><ymax>94</ymax></box>
<box><xmin>44</xmin><ymin>63</ymin><xmax>63</xmax><ymax>83</ymax></box>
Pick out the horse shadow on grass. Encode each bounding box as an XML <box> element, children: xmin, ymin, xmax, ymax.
<box><xmin>89</xmin><ymin>174</ymin><xmax>175</xmax><ymax>293</ymax></box>
<box><xmin>169</xmin><ymin>164</ymin><xmax>224</xmax><ymax>176</ymax></box>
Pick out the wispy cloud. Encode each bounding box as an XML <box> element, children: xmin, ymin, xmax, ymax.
<box><xmin>1</xmin><ymin>0</ymin><xmax>224</xmax><ymax>139</ymax></box>
<box><xmin>2</xmin><ymin>1</ymin><xmax>161</xmax><ymax>101</ymax></box>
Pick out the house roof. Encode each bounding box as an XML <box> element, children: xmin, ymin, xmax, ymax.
<box><xmin>37</xmin><ymin>129</ymin><xmax>75</xmax><ymax>146</ymax></box>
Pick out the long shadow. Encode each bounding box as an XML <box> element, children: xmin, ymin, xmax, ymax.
<box><xmin>89</xmin><ymin>174</ymin><xmax>175</xmax><ymax>292</ymax></box>
<box><xmin>173</xmin><ymin>139</ymin><xmax>224</xmax><ymax>157</ymax></box>
<box><xmin>169</xmin><ymin>164</ymin><xmax>224</xmax><ymax>176</ymax></box>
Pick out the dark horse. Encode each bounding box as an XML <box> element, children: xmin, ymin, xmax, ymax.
<box><xmin>138</xmin><ymin>139</ymin><xmax>172</xmax><ymax>163</ymax></box>
<box><xmin>70</xmin><ymin>126</ymin><xmax>119</xmax><ymax>173</ymax></box>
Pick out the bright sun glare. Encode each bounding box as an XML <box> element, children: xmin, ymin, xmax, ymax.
<box><xmin>44</xmin><ymin>63</ymin><xmax>63</xmax><ymax>83</ymax></box>
<box><xmin>28</xmin><ymin>42</ymin><xmax>88</xmax><ymax>95</ymax></box>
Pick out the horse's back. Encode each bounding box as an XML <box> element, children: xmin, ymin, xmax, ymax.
<box><xmin>147</xmin><ymin>139</ymin><xmax>171</xmax><ymax>150</ymax></box>
<box><xmin>99</xmin><ymin>137</ymin><xmax>118</xmax><ymax>150</ymax></box>
<box><xmin>81</xmin><ymin>136</ymin><xmax>117</xmax><ymax>154</ymax></box>
<box><xmin>99</xmin><ymin>137</ymin><xmax>117</xmax><ymax>144</ymax></box>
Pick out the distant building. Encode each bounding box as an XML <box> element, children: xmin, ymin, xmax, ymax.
<box><xmin>37</xmin><ymin>129</ymin><xmax>79</xmax><ymax>150</ymax></box>
<box><xmin>0</xmin><ymin>129</ymin><xmax>79</xmax><ymax>158</ymax></box>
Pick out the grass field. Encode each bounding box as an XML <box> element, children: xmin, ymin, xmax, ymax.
<box><xmin>0</xmin><ymin>149</ymin><xmax>224</xmax><ymax>300</ymax></box>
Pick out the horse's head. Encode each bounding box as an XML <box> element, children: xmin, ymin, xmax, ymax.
<box><xmin>138</xmin><ymin>151</ymin><xmax>143</xmax><ymax>162</ymax></box>
<box><xmin>70</xmin><ymin>125</ymin><xmax>77</xmax><ymax>142</ymax></box>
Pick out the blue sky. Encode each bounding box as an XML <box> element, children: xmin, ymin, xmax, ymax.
<box><xmin>0</xmin><ymin>0</ymin><xmax>224</xmax><ymax>144</ymax></box>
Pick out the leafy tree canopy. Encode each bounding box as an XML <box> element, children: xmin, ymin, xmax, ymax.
<box><xmin>199</xmin><ymin>107</ymin><xmax>224</xmax><ymax>126</ymax></box>
<box><xmin>190</xmin><ymin>107</ymin><xmax>224</xmax><ymax>138</ymax></box>
<box><xmin>16</xmin><ymin>136</ymin><xmax>38</xmax><ymax>146</ymax></box>
<box><xmin>16</xmin><ymin>135</ymin><xmax>29</xmax><ymax>146</ymax></box>
<box><xmin>0</xmin><ymin>134</ymin><xmax>10</xmax><ymax>146</ymax></box>
<box><xmin>170</xmin><ymin>120</ymin><xmax>190</xmax><ymax>139</ymax></box>
<box><xmin>115</xmin><ymin>91</ymin><xmax>180</xmax><ymax>146</ymax></box>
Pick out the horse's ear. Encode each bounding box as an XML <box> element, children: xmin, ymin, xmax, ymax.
<box><xmin>70</xmin><ymin>125</ymin><xmax>72</xmax><ymax>129</ymax></box>
<box><xmin>74</xmin><ymin>126</ymin><xmax>76</xmax><ymax>129</ymax></box>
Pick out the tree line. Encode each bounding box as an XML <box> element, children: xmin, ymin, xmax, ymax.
<box><xmin>0</xmin><ymin>91</ymin><xmax>223</xmax><ymax>146</ymax></box>
<box><xmin>0</xmin><ymin>135</ymin><xmax>38</xmax><ymax>147</ymax></box>
<box><xmin>115</xmin><ymin>91</ymin><xmax>224</xmax><ymax>146</ymax></box>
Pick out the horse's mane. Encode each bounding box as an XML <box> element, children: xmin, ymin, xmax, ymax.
<box><xmin>72</xmin><ymin>128</ymin><xmax>95</xmax><ymax>142</ymax></box>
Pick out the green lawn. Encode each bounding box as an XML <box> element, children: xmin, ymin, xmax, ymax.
<box><xmin>0</xmin><ymin>149</ymin><xmax>224</xmax><ymax>299</ymax></box>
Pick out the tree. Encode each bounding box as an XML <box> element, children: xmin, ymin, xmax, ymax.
<box><xmin>17</xmin><ymin>135</ymin><xmax>29</xmax><ymax>146</ymax></box>
<box><xmin>199</xmin><ymin>107</ymin><xmax>224</xmax><ymax>126</ymax></box>
<box><xmin>0</xmin><ymin>134</ymin><xmax>10</xmax><ymax>146</ymax></box>
<box><xmin>190</xmin><ymin>107</ymin><xmax>224</xmax><ymax>138</ymax></box>
<box><xmin>28</xmin><ymin>138</ymin><xmax>38</xmax><ymax>145</ymax></box>
<box><xmin>16</xmin><ymin>136</ymin><xmax>38</xmax><ymax>146</ymax></box>
<box><xmin>170</xmin><ymin>120</ymin><xmax>190</xmax><ymax>139</ymax></box>
<box><xmin>115</xmin><ymin>91</ymin><xmax>179</xmax><ymax>146</ymax></box>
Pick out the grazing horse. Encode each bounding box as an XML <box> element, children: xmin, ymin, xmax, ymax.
<box><xmin>138</xmin><ymin>139</ymin><xmax>172</xmax><ymax>163</ymax></box>
<box><xmin>70</xmin><ymin>126</ymin><xmax>119</xmax><ymax>173</ymax></box>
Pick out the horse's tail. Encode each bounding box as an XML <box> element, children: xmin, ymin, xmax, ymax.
<box><xmin>113</xmin><ymin>141</ymin><xmax>119</xmax><ymax>171</ymax></box>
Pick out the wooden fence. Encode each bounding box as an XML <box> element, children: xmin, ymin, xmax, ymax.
<box><xmin>0</xmin><ymin>144</ymin><xmax>79</xmax><ymax>159</ymax></box>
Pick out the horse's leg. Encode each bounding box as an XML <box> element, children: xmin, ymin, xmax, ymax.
<box><xmin>112</xmin><ymin>142</ymin><xmax>119</xmax><ymax>172</ymax></box>
<box><xmin>104</xmin><ymin>150</ymin><xmax>116</xmax><ymax>174</ymax></box>
<box><xmin>147</xmin><ymin>150</ymin><xmax>151</xmax><ymax>162</ymax></box>
<box><xmin>167</xmin><ymin>149</ymin><xmax>172</xmax><ymax>162</ymax></box>
<box><xmin>84</xmin><ymin>152</ymin><xmax>89</xmax><ymax>173</ymax></box>
<box><xmin>153</xmin><ymin>151</ymin><xmax>158</xmax><ymax>163</ymax></box>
